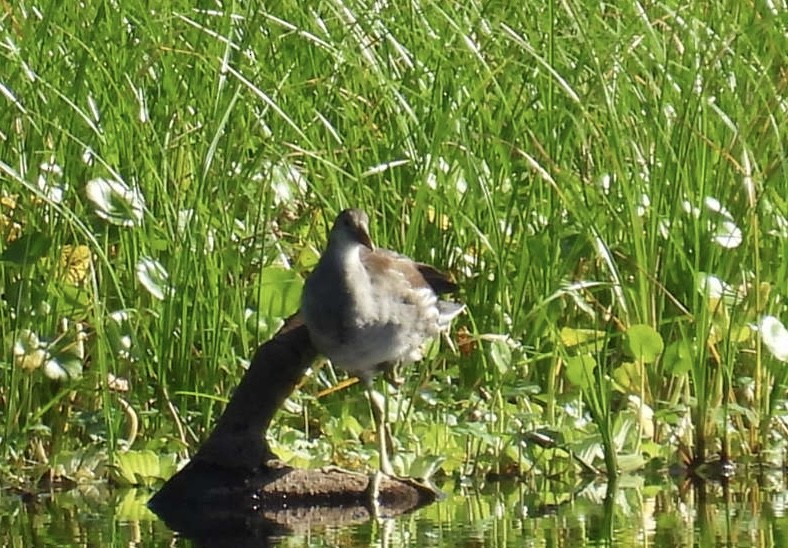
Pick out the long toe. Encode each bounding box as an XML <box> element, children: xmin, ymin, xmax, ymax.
<box><xmin>382</xmin><ymin>362</ymin><xmax>405</xmax><ymax>387</ymax></box>
<box><xmin>365</xmin><ymin>469</ymin><xmax>385</xmax><ymax>517</ymax></box>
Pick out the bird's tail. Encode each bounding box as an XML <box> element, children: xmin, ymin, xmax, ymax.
<box><xmin>437</xmin><ymin>301</ymin><xmax>465</xmax><ymax>329</ymax></box>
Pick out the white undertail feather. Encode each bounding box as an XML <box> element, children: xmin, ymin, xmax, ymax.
<box><xmin>437</xmin><ymin>301</ymin><xmax>465</xmax><ymax>329</ymax></box>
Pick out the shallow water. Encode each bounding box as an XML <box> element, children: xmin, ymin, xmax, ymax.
<box><xmin>2</xmin><ymin>473</ymin><xmax>786</xmax><ymax>546</ymax></box>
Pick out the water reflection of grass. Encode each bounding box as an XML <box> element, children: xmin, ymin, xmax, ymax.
<box><xmin>1</xmin><ymin>1</ymin><xmax>786</xmax><ymax>490</ymax></box>
<box><xmin>2</xmin><ymin>474</ymin><xmax>786</xmax><ymax>546</ymax></box>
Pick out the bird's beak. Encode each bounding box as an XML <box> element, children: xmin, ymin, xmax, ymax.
<box><xmin>357</xmin><ymin>226</ymin><xmax>375</xmax><ymax>251</ymax></box>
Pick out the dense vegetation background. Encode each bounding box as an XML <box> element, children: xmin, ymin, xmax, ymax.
<box><xmin>1</xmin><ymin>0</ymin><xmax>786</xmax><ymax>486</ymax></box>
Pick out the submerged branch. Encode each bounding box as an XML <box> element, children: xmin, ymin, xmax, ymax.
<box><xmin>149</xmin><ymin>316</ymin><xmax>438</xmax><ymax>539</ymax></box>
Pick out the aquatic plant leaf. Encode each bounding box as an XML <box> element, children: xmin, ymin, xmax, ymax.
<box><xmin>662</xmin><ymin>340</ymin><xmax>693</xmax><ymax>375</ymax></box>
<box><xmin>51</xmin><ymin>281</ymin><xmax>92</xmax><ymax>314</ymax></box>
<box><xmin>106</xmin><ymin>310</ymin><xmax>143</xmax><ymax>363</ymax></box>
<box><xmin>565</xmin><ymin>355</ymin><xmax>596</xmax><ymax>389</ymax></box>
<box><xmin>488</xmin><ymin>338</ymin><xmax>512</xmax><ymax>375</ymax></box>
<box><xmin>115</xmin><ymin>489</ymin><xmax>157</xmax><ymax>521</ymax></box>
<box><xmin>267</xmin><ymin>159</ymin><xmax>308</xmax><ymax>205</ymax></box>
<box><xmin>85</xmin><ymin>177</ymin><xmax>145</xmax><ymax>227</ymax></box>
<box><xmin>559</xmin><ymin>327</ymin><xmax>606</xmax><ymax>348</ymax></box>
<box><xmin>0</xmin><ymin>232</ymin><xmax>52</xmax><ymax>264</ymax></box>
<box><xmin>37</xmin><ymin>160</ymin><xmax>67</xmax><ymax>204</ymax></box>
<box><xmin>255</xmin><ymin>265</ymin><xmax>304</xmax><ymax>319</ymax></box>
<box><xmin>759</xmin><ymin>316</ymin><xmax>788</xmax><ymax>362</ymax></box>
<box><xmin>59</xmin><ymin>244</ymin><xmax>92</xmax><ymax>284</ymax></box>
<box><xmin>51</xmin><ymin>448</ymin><xmax>107</xmax><ymax>482</ymax></box>
<box><xmin>453</xmin><ymin>422</ymin><xmax>500</xmax><ymax>447</ymax></box>
<box><xmin>627</xmin><ymin>395</ymin><xmax>654</xmax><ymax>438</ymax></box>
<box><xmin>696</xmin><ymin>272</ymin><xmax>740</xmax><ymax>308</ymax></box>
<box><xmin>0</xmin><ymin>195</ymin><xmax>21</xmax><ymax>242</ymax></box>
<box><xmin>110</xmin><ymin>450</ymin><xmax>172</xmax><ymax>487</ymax></box>
<box><xmin>617</xmin><ymin>452</ymin><xmax>646</xmax><ymax>472</ymax></box>
<box><xmin>712</xmin><ymin>220</ymin><xmax>742</xmax><ymax>248</ymax></box>
<box><xmin>13</xmin><ymin>329</ymin><xmax>46</xmax><ymax>371</ymax></box>
<box><xmin>43</xmin><ymin>355</ymin><xmax>82</xmax><ymax>381</ymax></box>
<box><xmin>625</xmin><ymin>324</ymin><xmax>664</xmax><ymax>364</ymax></box>
<box><xmin>136</xmin><ymin>256</ymin><xmax>171</xmax><ymax>300</ymax></box>
<box><xmin>612</xmin><ymin>361</ymin><xmax>639</xmax><ymax>392</ymax></box>
<box><xmin>408</xmin><ymin>454</ymin><xmax>446</xmax><ymax>481</ymax></box>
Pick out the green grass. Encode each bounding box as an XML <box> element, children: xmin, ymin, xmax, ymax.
<box><xmin>1</xmin><ymin>0</ymin><xmax>786</xmax><ymax>486</ymax></box>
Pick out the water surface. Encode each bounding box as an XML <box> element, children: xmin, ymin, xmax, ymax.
<box><xmin>2</xmin><ymin>473</ymin><xmax>786</xmax><ymax>546</ymax></box>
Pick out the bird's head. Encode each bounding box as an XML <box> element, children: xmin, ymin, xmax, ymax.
<box><xmin>330</xmin><ymin>208</ymin><xmax>374</xmax><ymax>251</ymax></box>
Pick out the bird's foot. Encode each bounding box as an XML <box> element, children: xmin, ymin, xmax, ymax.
<box><xmin>364</xmin><ymin>469</ymin><xmax>392</xmax><ymax>518</ymax></box>
<box><xmin>366</xmin><ymin>469</ymin><xmax>383</xmax><ymax>502</ymax></box>
<box><xmin>382</xmin><ymin>362</ymin><xmax>405</xmax><ymax>388</ymax></box>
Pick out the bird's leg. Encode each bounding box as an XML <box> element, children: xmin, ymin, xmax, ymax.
<box><xmin>364</xmin><ymin>379</ymin><xmax>395</xmax><ymax>514</ymax></box>
<box><xmin>382</xmin><ymin>361</ymin><xmax>404</xmax><ymax>388</ymax></box>
<box><xmin>366</xmin><ymin>383</ymin><xmax>394</xmax><ymax>476</ymax></box>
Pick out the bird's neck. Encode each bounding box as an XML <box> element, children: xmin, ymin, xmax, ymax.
<box><xmin>326</xmin><ymin>239</ymin><xmax>363</xmax><ymax>270</ymax></box>
<box><xmin>319</xmin><ymin>241</ymin><xmax>366</xmax><ymax>297</ymax></box>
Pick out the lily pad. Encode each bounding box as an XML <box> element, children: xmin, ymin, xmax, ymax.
<box><xmin>565</xmin><ymin>354</ymin><xmax>597</xmax><ymax>389</ymax></box>
<box><xmin>625</xmin><ymin>324</ymin><xmax>664</xmax><ymax>364</ymax></box>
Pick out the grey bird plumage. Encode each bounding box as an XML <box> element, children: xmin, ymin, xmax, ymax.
<box><xmin>301</xmin><ymin>208</ymin><xmax>464</xmax><ymax>385</ymax></box>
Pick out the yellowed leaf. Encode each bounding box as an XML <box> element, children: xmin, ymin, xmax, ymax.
<box><xmin>0</xmin><ymin>194</ymin><xmax>21</xmax><ymax>242</ymax></box>
<box><xmin>60</xmin><ymin>244</ymin><xmax>92</xmax><ymax>284</ymax></box>
<box><xmin>427</xmin><ymin>205</ymin><xmax>450</xmax><ymax>231</ymax></box>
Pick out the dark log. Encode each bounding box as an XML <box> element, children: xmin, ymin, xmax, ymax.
<box><xmin>149</xmin><ymin>316</ymin><xmax>439</xmax><ymax>541</ymax></box>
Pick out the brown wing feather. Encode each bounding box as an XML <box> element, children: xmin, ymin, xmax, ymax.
<box><xmin>415</xmin><ymin>263</ymin><xmax>458</xmax><ymax>295</ymax></box>
<box><xmin>360</xmin><ymin>247</ymin><xmax>458</xmax><ymax>295</ymax></box>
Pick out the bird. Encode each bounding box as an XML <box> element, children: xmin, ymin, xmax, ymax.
<box><xmin>300</xmin><ymin>208</ymin><xmax>464</xmax><ymax>491</ymax></box>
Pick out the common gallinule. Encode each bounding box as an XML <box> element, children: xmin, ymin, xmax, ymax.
<box><xmin>301</xmin><ymin>208</ymin><xmax>463</xmax><ymax>492</ymax></box>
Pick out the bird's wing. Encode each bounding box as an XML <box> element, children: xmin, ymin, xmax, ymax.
<box><xmin>360</xmin><ymin>247</ymin><xmax>459</xmax><ymax>296</ymax></box>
